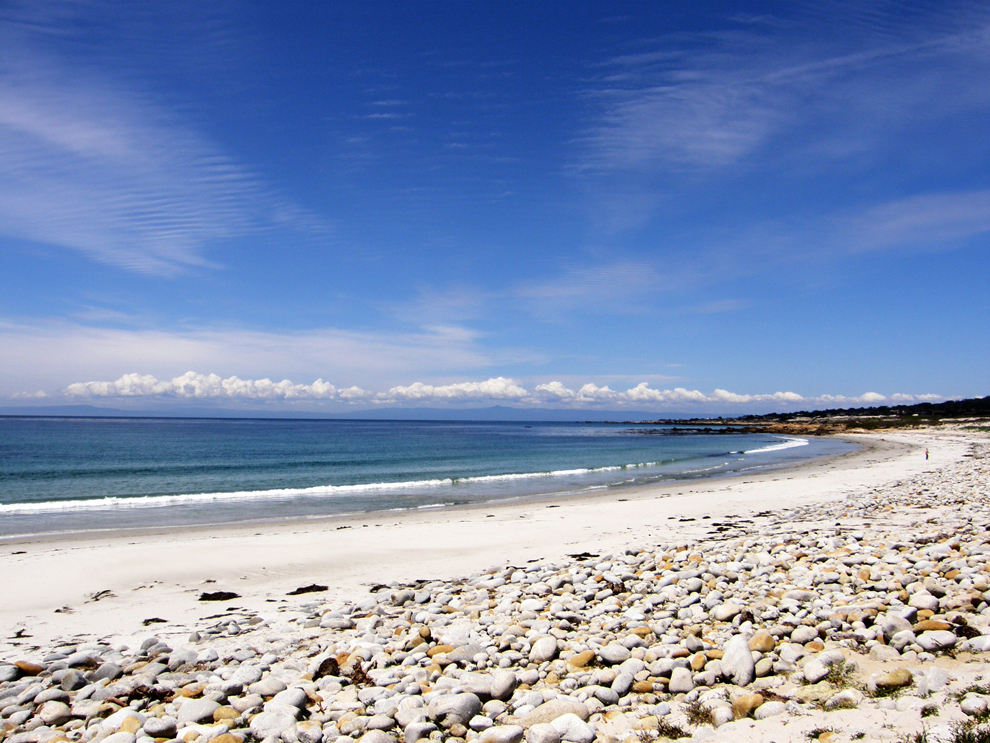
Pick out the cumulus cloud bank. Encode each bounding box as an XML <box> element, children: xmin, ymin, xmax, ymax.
<box><xmin>65</xmin><ymin>372</ymin><xmax>368</xmax><ymax>401</ymax></box>
<box><xmin>55</xmin><ymin>372</ymin><xmax>942</xmax><ymax>410</ymax></box>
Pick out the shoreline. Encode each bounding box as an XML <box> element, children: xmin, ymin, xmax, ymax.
<box><xmin>0</xmin><ymin>433</ymin><xmax>859</xmax><ymax>545</ymax></box>
<box><xmin>3</xmin><ymin>426</ymin><xmax>989</xmax><ymax>743</ymax></box>
<box><xmin>0</xmin><ymin>430</ymin><xmax>943</xmax><ymax>654</ymax></box>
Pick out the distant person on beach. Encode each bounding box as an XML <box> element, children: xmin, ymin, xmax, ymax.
<box><xmin>926</xmin><ymin>448</ymin><xmax>929</xmax><ymax>460</ymax></box>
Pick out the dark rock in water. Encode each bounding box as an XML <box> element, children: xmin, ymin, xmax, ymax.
<box><xmin>199</xmin><ymin>591</ymin><xmax>241</xmax><ymax>602</ymax></box>
<box><xmin>287</xmin><ymin>583</ymin><xmax>328</xmax><ymax>595</ymax></box>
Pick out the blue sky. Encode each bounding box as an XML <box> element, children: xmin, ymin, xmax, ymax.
<box><xmin>1</xmin><ymin>1</ymin><xmax>988</xmax><ymax>414</ymax></box>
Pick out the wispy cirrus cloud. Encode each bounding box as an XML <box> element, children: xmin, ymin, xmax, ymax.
<box><xmin>578</xmin><ymin>8</ymin><xmax>990</xmax><ymax>176</ymax></box>
<box><xmin>0</xmin><ymin>10</ymin><xmax>322</xmax><ymax>276</ymax></box>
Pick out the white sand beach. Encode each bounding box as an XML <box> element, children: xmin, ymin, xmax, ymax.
<box><xmin>0</xmin><ymin>430</ymin><xmax>959</xmax><ymax>654</ymax></box>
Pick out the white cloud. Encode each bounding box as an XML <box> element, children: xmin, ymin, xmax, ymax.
<box><xmin>66</xmin><ymin>372</ymin><xmax>369</xmax><ymax>401</ymax></box>
<box><xmin>380</xmin><ymin>378</ymin><xmax>528</xmax><ymax>403</ymax></box>
<box><xmin>49</xmin><ymin>373</ymin><xmax>946</xmax><ymax>411</ymax></box>
<box><xmin>9</xmin><ymin>390</ymin><xmax>47</xmax><ymax>400</ymax></box>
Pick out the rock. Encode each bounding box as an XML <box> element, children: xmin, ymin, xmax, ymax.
<box><xmin>251</xmin><ymin>676</ymin><xmax>289</xmax><ymax>697</ymax></box>
<box><xmin>598</xmin><ymin>644</ymin><xmax>630</xmax><ymax>665</ymax></box>
<box><xmin>231</xmin><ymin>665</ymin><xmax>264</xmax><ymax>686</ymax></box>
<box><xmin>480</xmin><ymin>726</ymin><xmax>525</xmax><ymax>743</ymax></box>
<box><xmin>549</xmin><ymin>713</ymin><xmax>594</xmax><ymax>743</ymax></box>
<box><xmin>720</xmin><ymin>635</ymin><xmax>755</xmax><ymax>687</ymax></box>
<box><xmin>711</xmin><ymin>603</ymin><xmax>742</xmax><ymax>622</ymax></box>
<box><xmin>754</xmin><ymin>658</ymin><xmax>773</xmax><ymax>678</ymax></box>
<box><xmin>565</xmin><ymin>651</ymin><xmax>595</xmax><ymax>670</ymax></box>
<box><xmin>519</xmin><ymin>699</ymin><xmax>590</xmax><ymax>727</ymax></box>
<box><xmin>37</xmin><ymin>700</ymin><xmax>72</xmax><ymax>726</ymax></box>
<box><xmin>60</xmin><ymin>669</ymin><xmax>88</xmax><ymax>691</ymax></box>
<box><xmin>667</xmin><ymin>667</ymin><xmax>694</xmax><ymax>694</ymax></box>
<box><xmin>529</xmin><ymin>637</ymin><xmax>558</xmax><ymax>663</ymax></box>
<box><xmin>93</xmin><ymin>662</ymin><xmax>123</xmax><ymax>681</ymax></box>
<box><xmin>880</xmin><ymin>614</ymin><xmax>913</xmax><ymax>641</ymax></box>
<box><xmin>490</xmin><ymin>671</ymin><xmax>518</xmax><ymax>701</ymax></box>
<box><xmin>802</xmin><ymin>659</ymin><xmax>829</xmax><ymax>684</ymax></box>
<box><xmin>754</xmin><ymin>701</ymin><xmax>786</xmax><ymax>720</ymax></box>
<box><xmin>916</xmin><ymin>631</ymin><xmax>957</xmax><ymax>652</ymax></box>
<box><xmin>0</xmin><ymin>665</ymin><xmax>20</xmax><ymax>682</ymax></box>
<box><xmin>366</xmin><ymin>715</ymin><xmax>395</xmax><ymax>731</ymax></box>
<box><xmin>271</xmin><ymin>688</ymin><xmax>309</xmax><ymax>710</ymax></box>
<box><xmin>101</xmin><ymin>734</ymin><xmax>136</xmax><ymax>743</ymax></box>
<box><xmin>782</xmin><ymin>590</ymin><xmax>815</xmax><ymax>603</ymax></box>
<box><xmin>711</xmin><ymin>706</ymin><xmax>734</xmax><ymax>728</ymax></box>
<box><xmin>166</xmin><ymin>648</ymin><xmax>197</xmax><ymax>670</ymax></box>
<box><xmin>526</xmin><ymin>723</ymin><xmax>561</xmax><ymax>743</ymax></box>
<box><xmin>405</xmin><ymin>721</ymin><xmax>437</xmax><ymax>742</ymax></box>
<box><xmin>428</xmin><ymin>693</ymin><xmax>483</xmax><ymax>727</ymax></box>
<box><xmin>178</xmin><ymin>698</ymin><xmax>221</xmax><ymax>724</ymax></box>
<box><xmin>875</xmin><ymin>669</ymin><xmax>913</xmax><ymax>690</ymax></box>
<box><xmin>868</xmin><ymin>645</ymin><xmax>901</xmax><ymax>662</ymax></box>
<box><xmin>250</xmin><ymin>709</ymin><xmax>299</xmax><ymax>740</ymax></box>
<box><xmin>969</xmin><ymin>636</ymin><xmax>990</xmax><ymax>652</ymax></box>
<box><xmin>790</xmin><ymin>626</ymin><xmax>818</xmax><ymax>644</ymax></box>
<box><xmin>358</xmin><ymin>731</ymin><xmax>396</xmax><ymax>743</ymax></box>
<box><xmin>908</xmin><ymin>592</ymin><xmax>940</xmax><ymax>612</ymax></box>
<box><xmin>13</xmin><ymin>661</ymin><xmax>43</xmax><ymax>676</ymax></box>
<box><xmin>825</xmin><ymin>689</ymin><xmax>863</xmax><ymax>710</ymax></box>
<box><xmin>143</xmin><ymin>717</ymin><xmax>178</xmax><ymax>738</ymax></box>
<box><xmin>748</xmin><ymin>631</ymin><xmax>776</xmax><ymax>653</ymax></box>
<box><xmin>731</xmin><ymin>694</ymin><xmax>763</xmax><ymax>719</ymax></box>
<box><xmin>296</xmin><ymin>720</ymin><xmax>324</xmax><ymax>743</ymax></box>
<box><xmin>962</xmin><ymin>695</ymin><xmax>989</xmax><ymax>717</ymax></box>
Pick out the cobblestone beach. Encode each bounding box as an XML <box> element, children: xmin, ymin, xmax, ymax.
<box><xmin>3</xmin><ymin>431</ymin><xmax>989</xmax><ymax>743</ymax></box>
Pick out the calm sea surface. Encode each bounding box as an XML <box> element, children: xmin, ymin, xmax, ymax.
<box><xmin>0</xmin><ymin>417</ymin><xmax>857</xmax><ymax>537</ymax></box>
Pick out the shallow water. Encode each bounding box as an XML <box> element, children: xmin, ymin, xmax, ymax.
<box><xmin>0</xmin><ymin>417</ymin><xmax>857</xmax><ymax>536</ymax></box>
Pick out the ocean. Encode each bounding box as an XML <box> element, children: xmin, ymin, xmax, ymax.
<box><xmin>0</xmin><ymin>417</ymin><xmax>857</xmax><ymax>537</ymax></box>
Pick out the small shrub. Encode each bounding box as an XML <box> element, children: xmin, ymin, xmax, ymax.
<box><xmin>654</xmin><ymin>718</ymin><xmax>690</xmax><ymax>740</ymax></box>
<box><xmin>682</xmin><ymin>700</ymin><xmax>709</xmax><ymax>727</ymax></box>
<box><xmin>806</xmin><ymin>728</ymin><xmax>835</xmax><ymax>741</ymax></box>
<box><xmin>921</xmin><ymin>704</ymin><xmax>939</xmax><ymax>718</ymax></box>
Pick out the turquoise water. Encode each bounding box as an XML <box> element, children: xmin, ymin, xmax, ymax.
<box><xmin>0</xmin><ymin>417</ymin><xmax>856</xmax><ymax>536</ymax></box>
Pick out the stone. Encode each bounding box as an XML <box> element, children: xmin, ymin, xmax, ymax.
<box><xmin>404</xmin><ymin>721</ymin><xmax>437</xmax><ymax>742</ymax></box>
<box><xmin>549</xmin><ymin>713</ymin><xmax>594</xmax><ymax>743</ymax></box>
<box><xmin>667</xmin><ymin>667</ymin><xmax>694</xmax><ymax>694</ymax></box>
<box><xmin>916</xmin><ymin>631</ymin><xmax>957</xmax><ymax>652</ymax></box>
<box><xmin>711</xmin><ymin>706</ymin><xmax>734</xmax><ymax>728</ymax></box>
<box><xmin>732</xmin><ymin>694</ymin><xmax>763</xmax><ymax>720</ymax></box>
<box><xmin>93</xmin><ymin>662</ymin><xmax>123</xmax><ymax>681</ymax></box>
<box><xmin>802</xmin><ymin>659</ymin><xmax>829</xmax><ymax>684</ymax></box>
<box><xmin>13</xmin><ymin>661</ymin><xmax>43</xmax><ymax>676</ymax></box>
<box><xmin>879</xmin><ymin>614</ymin><xmax>913</xmax><ymax>641</ymax></box>
<box><xmin>519</xmin><ymin>699</ymin><xmax>590</xmax><ymax>727</ymax></box>
<box><xmin>358</xmin><ymin>731</ymin><xmax>396</xmax><ymax>743</ymax></box>
<box><xmin>748</xmin><ymin>631</ymin><xmax>776</xmax><ymax>653</ymax></box>
<box><xmin>480</xmin><ymin>726</ymin><xmax>525</xmax><ymax>743</ymax></box>
<box><xmin>37</xmin><ymin>700</ymin><xmax>73</xmax><ymax>726</ymax></box>
<box><xmin>143</xmin><ymin>717</ymin><xmax>178</xmax><ymax>738</ymax></box>
<box><xmin>101</xmin><ymin>734</ymin><xmax>136</xmax><ymax>743</ymax></box>
<box><xmin>529</xmin><ymin>637</ymin><xmax>558</xmax><ymax>664</ymax></box>
<box><xmin>711</xmin><ymin>603</ymin><xmax>742</xmax><ymax>622</ymax></box>
<box><xmin>490</xmin><ymin>671</ymin><xmax>518</xmax><ymax>701</ymax></box>
<box><xmin>60</xmin><ymin>669</ymin><xmax>87</xmax><ymax>691</ymax></box>
<box><xmin>875</xmin><ymin>669</ymin><xmax>913</xmax><ymax>690</ymax></box>
<box><xmin>962</xmin><ymin>695</ymin><xmax>989</xmax><ymax>717</ymax></box>
<box><xmin>754</xmin><ymin>701</ymin><xmax>786</xmax><ymax>720</ymax></box>
<box><xmin>825</xmin><ymin>689</ymin><xmax>863</xmax><ymax>710</ymax></box>
<box><xmin>598</xmin><ymin>644</ymin><xmax>630</xmax><ymax>665</ymax></box>
<box><xmin>525</xmin><ymin>723</ymin><xmax>560</xmax><ymax>743</ymax></box>
<box><xmin>271</xmin><ymin>688</ymin><xmax>308</xmax><ymax>710</ymax></box>
<box><xmin>720</xmin><ymin>635</ymin><xmax>755</xmax><ymax>687</ymax></box>
<box><xmin>565</xmin><ymin>651</ymin><xmax>595</xmax><ymax>670</ymax></box>
<box><xmin>790</xmin><ymin>626</ymin><xmax>819</xmax><ymax>644</ymax></box>
<box><xmin>178</xmin><ymin>698</ymin><xmax>221</xmax><ymax>724</ymax></box>
<box><xmin>868</xmin><ymin>645</ymin><xmax>901</xmax><ymax>662</ymax></box>
<box><xmin>250</xmin><ymin>676</ymin><xmax>289</xmax><ymax>697</ymax></box>
<box><xmin>250</xmin><ymin>709</ymin><xmax>298</xmax><ymax>740</ymax></box>
<box><xmin>908</xmin><ymin>593</ymin><xmax>940</xmax><ymax>612</ymax></box>
<box><xmin>428</xmin><ymin>693</ymin><xmax>483</xmax><ymax>727</ymax></box>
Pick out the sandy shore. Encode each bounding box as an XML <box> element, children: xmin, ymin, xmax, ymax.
<box><xmin>0</xmin><ymin>429</ymin><xmax>959</xmax><ymax>655</ymax></box>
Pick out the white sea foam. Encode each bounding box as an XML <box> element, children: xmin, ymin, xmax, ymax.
<box><xmin>744</xmin><ymin>437</ymin><xmax>808</xmax><ymax>454</ymax></box>
<box><xmin>0</xmin><ymin>461</ymin><xmax>671</xmax><ymax>515</ymax></box>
